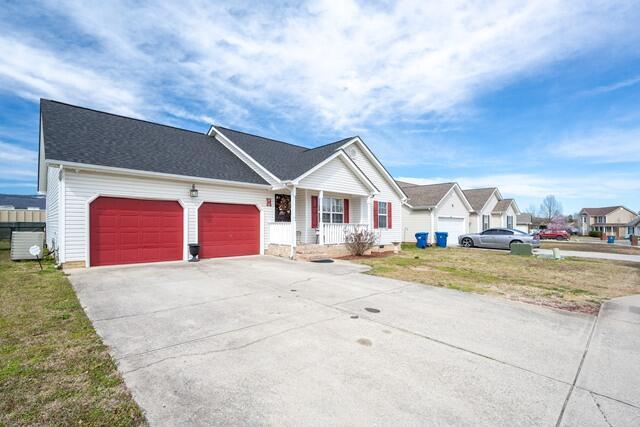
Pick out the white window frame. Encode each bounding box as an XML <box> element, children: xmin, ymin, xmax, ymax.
<box><xmin>322</xmin><ymin>197</ymin><xmax>344</xmax><ymax>224</ymax></box>
<box><xmin>507</xmin><ymin>215</ymin><xmax>513</xmax><ymax>229</ymax></box>
<box><xmin>378</xmin><ymin>201</ymin><xmax>388</xmax><ymax>229</ymax></box>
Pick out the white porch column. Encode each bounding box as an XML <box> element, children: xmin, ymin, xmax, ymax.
<box><xmin>318</xmin><ymin>190</ymin><xmax>324</xmax><ymax>245</ymax></box>
<box><xmin>367</xmin><ymin>195</ymin><xmax>373</xmax><ymax>229</ymax></box>
<box><xmin>290</xmin><ymin>186</ymin><xmax>297</xmax><ymax>259</ymax></box>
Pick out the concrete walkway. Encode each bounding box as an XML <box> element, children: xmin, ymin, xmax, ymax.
<box><xmin>68</xmin><ymin>257</ymin><xmax>640</xmax><ymax>426</ymax></box>
<box><xmin>535</xmin><ymin>248</ymin><xmax>640</xmax><ymax>263</ymax></box>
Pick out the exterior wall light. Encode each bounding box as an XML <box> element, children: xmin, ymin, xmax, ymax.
<box><xmin>189</xmin><ymin>184</ymin><xmax>198</xmax><ymax>198</ymax></box>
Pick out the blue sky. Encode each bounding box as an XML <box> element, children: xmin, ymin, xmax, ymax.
<box><xmin>1</xmin><ymin>0</ymin><xmax>639</xmax><ymax>215</ymax></box>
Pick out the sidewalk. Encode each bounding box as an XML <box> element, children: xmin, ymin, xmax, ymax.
<box><xmin>534</xmin><ymin>248</ymin><xmax>640</xmax><ymax>263</ymax></box>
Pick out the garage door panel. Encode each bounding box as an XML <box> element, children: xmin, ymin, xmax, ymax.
<box><xmin>198</xmin><ymin>203</ymin><xmax>260</xmax><ymax>259</ymax></box>
<box><xmin>437</xmin><ymin>217</ymin><xmax>466</xmax><ymax>247</ymax></box>
<box><xmin>90</xmin><ymin>197</ymin><xmax>183</xmax><ymax>266</ymax></box>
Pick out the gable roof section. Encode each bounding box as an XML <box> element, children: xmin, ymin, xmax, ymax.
<box><xmin>627</xmin><ymin>216</ymin><xmax>640</xmax><ymax>227</ymax></box>
<box><xmin>401</xmin><ymin>182</ymin><xmax>456</xmax><ymax>208</ymax></box>
<box><xmin>396</xmin><ymin>180</ymin><xmax>419</xmax><ymax>188</ymax></box>
<box><xmin>492</xmin><ymin>198</ymin><xmax>515</xmax><ymax>214</ymax></box>
<box><xmin>463</xmin><ymin>188</ymin><xmax>499</xmax><ymax>212</ymax></box>
<box><xmin>213</xmin><ymin>126</ymin><xmax>352</xmax><ymax>181</ymax></box>
<box><xmin>0</xmin><ymin>194</ymin><xmax>46</xmax><ymax>209</ymax></box>
<box><xmin>580</xmin><ymin>206</ymin><xmax>630</xmax><ymax>216</ymax></box>
<box><xmin>40</xmin><ymin>100</ymin><xmax>268</xmax><ymax>185</ymax></box>
<box><xmin>516</xmin><ymin>213</ymin><xmax>532</xmax><ymax>224</ymax></box>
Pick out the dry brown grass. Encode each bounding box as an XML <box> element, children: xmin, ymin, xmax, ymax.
<box><xmin>352</xmin><ymin>244</ymin><xmax>640</xmax><ymax>315</ymax></box>
<box><xmin>0</xmin><ymin>241</ymin><xmax>146</xmax><ymax>426</ymax></box>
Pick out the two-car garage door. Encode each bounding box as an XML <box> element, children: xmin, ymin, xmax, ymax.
<box><xmin>89</xmin><ymin>197</ymin><xmax>259</xmax><ymax>267</ymax></box>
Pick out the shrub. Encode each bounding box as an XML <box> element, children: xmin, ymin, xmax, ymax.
<box><xmin>588</xmin><ymin>230</ymin><xmax>602</xmax><ymax>238</ymax></box>
<box><xmin>345</xmin><ymin>228</ymin><xmax>378</xmax><ymax>256</ymax></box>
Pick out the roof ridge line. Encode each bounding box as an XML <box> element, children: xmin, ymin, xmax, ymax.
<box><xmin>41</xmin><ymin>99</ymin><xmax>210</xmax><ymax>137</ymax></box>
<box><xmin>214</xmin><ymin>125</ymin><xmax>309</xmax><ymax>149</ymax></box>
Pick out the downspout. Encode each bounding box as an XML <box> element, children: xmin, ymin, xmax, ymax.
<box><xmin>290</xmin><ymin>185</ymin><xmax>297</xmax><ymax>260</ymax></box>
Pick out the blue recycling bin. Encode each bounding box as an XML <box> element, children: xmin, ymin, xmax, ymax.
<box><xmin>435</xmin><ymin>231</ymin><xmax>448</xmax><ymax>248</ymax></box>
<box><xmin>607</xmin><ymin>235</ymin><xmax>615</xmax><ymax>244</ymax></box>
<box><xmin>415</xmin><ymin>232</ymin><xmax>428</xmax><ymax>249</ymax></box>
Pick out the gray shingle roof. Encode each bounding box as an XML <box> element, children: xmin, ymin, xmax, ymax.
<box><xmin>401</xmin><ymin>182</ymin><xmax>456</xmax><ymax>208</ymax></box>
<box><xmin>214</xmin><ymin>126</ymin><xmax>354</xmax><ymax>180</ymax></box>
<box><xmin>516</xmin><ymin>213</ymin><xmax>532</xmax><ymax>224</ymax></box>
<box><xmin>0</xmin><ymin>194</ymin><xmax>46</xmax><ymax>209</ymax></box>
<box><xmin>492</xmin><ymin>198</ymin><xmax>514</xmax><ymax>214</ymax></box>
<box><xmin>580</xmin><ymin>206</ymin><xmax>624</xmax><ymax>216</ymax></box>
<box><xmin>462</xmin><ymin>188</ymin><xmax>497</xmax><ymax>212</ymax></box>
<box><xmin>626</xmin><ymin>216</ymin><xmax>640</xmax><ymax>227</ymax></box>
<box><xmin>41</xmin><ymin>100</ymin><xmax>268</xmax><ymax>185</ymax></box>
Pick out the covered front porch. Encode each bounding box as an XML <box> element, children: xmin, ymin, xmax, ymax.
<box><xmin>267</xmin><ymin>187</ymin><xmax>373</xmax><ymax>258</ymax></box>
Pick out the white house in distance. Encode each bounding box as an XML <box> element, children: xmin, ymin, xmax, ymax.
<box><xmin>463</xmin><ymin>188</ymin><xmax>520</xmax><ymax>233</ymax></box>
<box><xmin>399</xmin><ymin>181</ymin><xmax>473</xmax><ymax>245</ymax></box>
<box><xmin>38</xmin><ymin>99</ymin><xmax>406</xmax><ymax>268</ymax></box>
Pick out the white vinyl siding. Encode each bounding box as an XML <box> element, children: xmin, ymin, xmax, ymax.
<box><xmin>298</xmin><ymin>157</ymin><xmax>370</xmax><ymax>195</ymax></box>
<box><xmin>62</xmin><ymin>170</ymin><xmax>273</xmax><ymax>263</ymax></box>
<box><xmin>45</xmin><ymin>166</ymin><xmax>60</xmax><ymax>252</ymax></box>
<box><xmin>402</xmin><ymin>206</ymin><xmax>432</xmax><ymax>242</ymax></box>
<box><xmin>346</xmin><ymin>144</ymin><xmax>403</xmax><ymax>244</ymax></box>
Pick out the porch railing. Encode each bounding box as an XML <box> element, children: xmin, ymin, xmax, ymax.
<box><xmin>322</xmin><ymin>223</ymin><xmax>369</xmax><ymax>245</ymax></box>
<box><xmin>268</xmin><ymin>222</ymin><xmax>293</xmax><ymax>245</ymax></box>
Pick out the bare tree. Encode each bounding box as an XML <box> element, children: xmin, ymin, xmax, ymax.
<box><xmin>539</xmin><ymin>195</ymin><xmax>563</xmax><ymax>221</ymax></box>
<box><xmin>525</xmin><ymin>204</ymin><xmax>538</xmax><ymax>216</ymax></box>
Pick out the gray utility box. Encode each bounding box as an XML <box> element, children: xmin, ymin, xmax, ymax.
<box><xmin>10</xmin><ymin>231</ymin><xmax>45</xmax><ymax>261</ymax></box>
<box><xmin>510</xmin><ymin>242</ymin><xmax>533</xmax><ymax>256</ymax></box>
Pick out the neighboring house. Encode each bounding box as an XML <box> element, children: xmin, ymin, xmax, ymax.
<box><xmin>578</xmin><ymin>206</ymin><xmax>637</xmax><ymax>238</ymax></box>
<box><xmin>627</xmin><ymin>216</ymin><xmax>640</xmax><ymax>237</ymax></box>
<box><xmin>38</xmin><ymin>99</ymin><xmax>406</xmax><ymax>268</ymax></box>
<box><xmin>515</xmin><ymin>213</ymin><xmax>532</xmax><ymax>233</ymax></box>
<box><xmin>463</xmin><ymin>188</ymin><xmax>520</xmax><ymax>233</ymax></box>
<box><xmin>0</xmin><ymin>194</ymin><xmax>47</xmax><ymax>239</ymax></box>
<box><xmin>398</xmin><ymin>181</ymin><xmax>473</xmax><ymax>245</ymax></box>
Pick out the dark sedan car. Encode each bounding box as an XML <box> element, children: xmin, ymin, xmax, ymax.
<box><xmin>458</xmin><ymin>228</ymin><xmax>540</xmax><ymax>249</ymax></box>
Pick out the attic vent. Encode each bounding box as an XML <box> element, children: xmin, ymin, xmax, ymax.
<box><xmin>348</xmin><ymin>147</ymin><xmax>357</xmax><ymax>158</ymax></box>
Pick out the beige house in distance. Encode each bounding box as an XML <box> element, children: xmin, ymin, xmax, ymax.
<box><xmin>579</xmin><ymin>206</ymin><xmax>637</xmax><ymax>238</ymax></box>
<box><xmin>399</xmin><ymin>181</ymin><xmax>473</xmax><ymax>245</ymax></box>
<box><xmin>463</xmin><ymin>188</ymin><xmax>520</xmax><ymax>233</ymax></box>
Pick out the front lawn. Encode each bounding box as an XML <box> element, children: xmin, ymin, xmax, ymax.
<box><xmin>0</xmin><ymin>241</ymin><xmax>146</xmax><ymax>426</ymax></box>
<box><xmin>351</xmin><ymin>244</ymin><xmax>640</xmax><ymax>314</ymax></box>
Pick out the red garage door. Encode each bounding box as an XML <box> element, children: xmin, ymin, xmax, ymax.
<box><xmin>198</xmin><ymin>203</ymin><xmax>260</xmax><ymax>259</ymax></box>
<box><xmin>90</xmin><ymin>197</ymin><xmax>183</xmax><ymax>266</ymax></box>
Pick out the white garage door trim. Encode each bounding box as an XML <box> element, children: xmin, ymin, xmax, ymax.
<box><xmin>437</xmin><ymin>216</ymin><xmax>466</xmax><ymax>246</ymax></box>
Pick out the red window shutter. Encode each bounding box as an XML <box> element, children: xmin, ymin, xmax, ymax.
<box><xmin>311</xmin><ymin>196</ymin><xmax>318</xmax><ymax>228</ymax></box>
<box><xmin>388</xmin><ymin>202</ymin><xmax>392</xmax><ymax>229</ymax></box>
<box><xmin>373</xmin><ymin>201</ymin><xmax>379</xmax><ymax>229</ymax></box>
<box><xmin>344</xmin><ymin>199</ymin><xmax>349</xmax><ymax>224</ymax></box>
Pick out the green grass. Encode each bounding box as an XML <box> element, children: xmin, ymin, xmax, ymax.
<box><xmin>353</xmin><ymin>244</ymin><xmax>640</xmax><ymax>315</ymax></box>
<box><xmin>0</xmin><ymin>241</ymin><xmax>146</xmax><ymax>426</ymax></box>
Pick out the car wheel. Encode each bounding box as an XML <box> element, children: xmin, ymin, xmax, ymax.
<box><xmin>509</xmin><ymin>240</ymin><xmax>522</xmax><ymax>248</ymax></box>
<box><xmin>555</xmin><ymin>236</ymin><xmax>563</xmax><ymax>240</ymax></box>
<box><xmin>461</xmin><ymin>237</ymin><xmax>474</xmax><ymax>248</ymax></box>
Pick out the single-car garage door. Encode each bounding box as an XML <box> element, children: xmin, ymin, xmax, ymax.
<box><xmin>90</xmin><ymin>197</ymin><xmax>183</xmax><ymax>266</ymax></box>
<box><xmin>437</xmin><ymin>217</ymin><xmax>466</xmax><ymax>246</ymax></box>
<box><xmin>198</xmin><ymin>203</ymin><xmax>260</xmax><ymax>259</ymax></box>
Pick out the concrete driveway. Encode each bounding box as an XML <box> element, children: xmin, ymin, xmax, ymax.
<box><xmin>68</xmin><ymin>256</ymin><xmax>640</xmax><ymax>426</ymax></box>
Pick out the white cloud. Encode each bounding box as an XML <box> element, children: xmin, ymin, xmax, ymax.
<box><xmin>554</xmin><ymin>127</ymin><xmax>640</xmax><ymax>163</ymax></box>
<box><xmin>0</xmin><ymin>141</ymin><xmax>38</xmax><ymax>181</ymax></box>
<box><xmin>580</xmin><ymin>74</ymin><xmax>640</xmax><ymax>96</ymax></box>
<box><xmin>0</xmin><ymin>36</ymin><xmax>143</xmax><ymax>117</ymax></box>
<box><xmin>1</xmin><ymin>0</ymin><xmax>636</xmax><ymax>131</ymax></box>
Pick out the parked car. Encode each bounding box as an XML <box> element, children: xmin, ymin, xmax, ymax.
<box><xmin>458</xmin><ymin>228</ymin><xmax>540</xmax><ymax>250</ymax></box>
<box><xmin>537</xmin><ymin>229</ymin><xmax>570</xmax><ymax>240</ymax></box>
